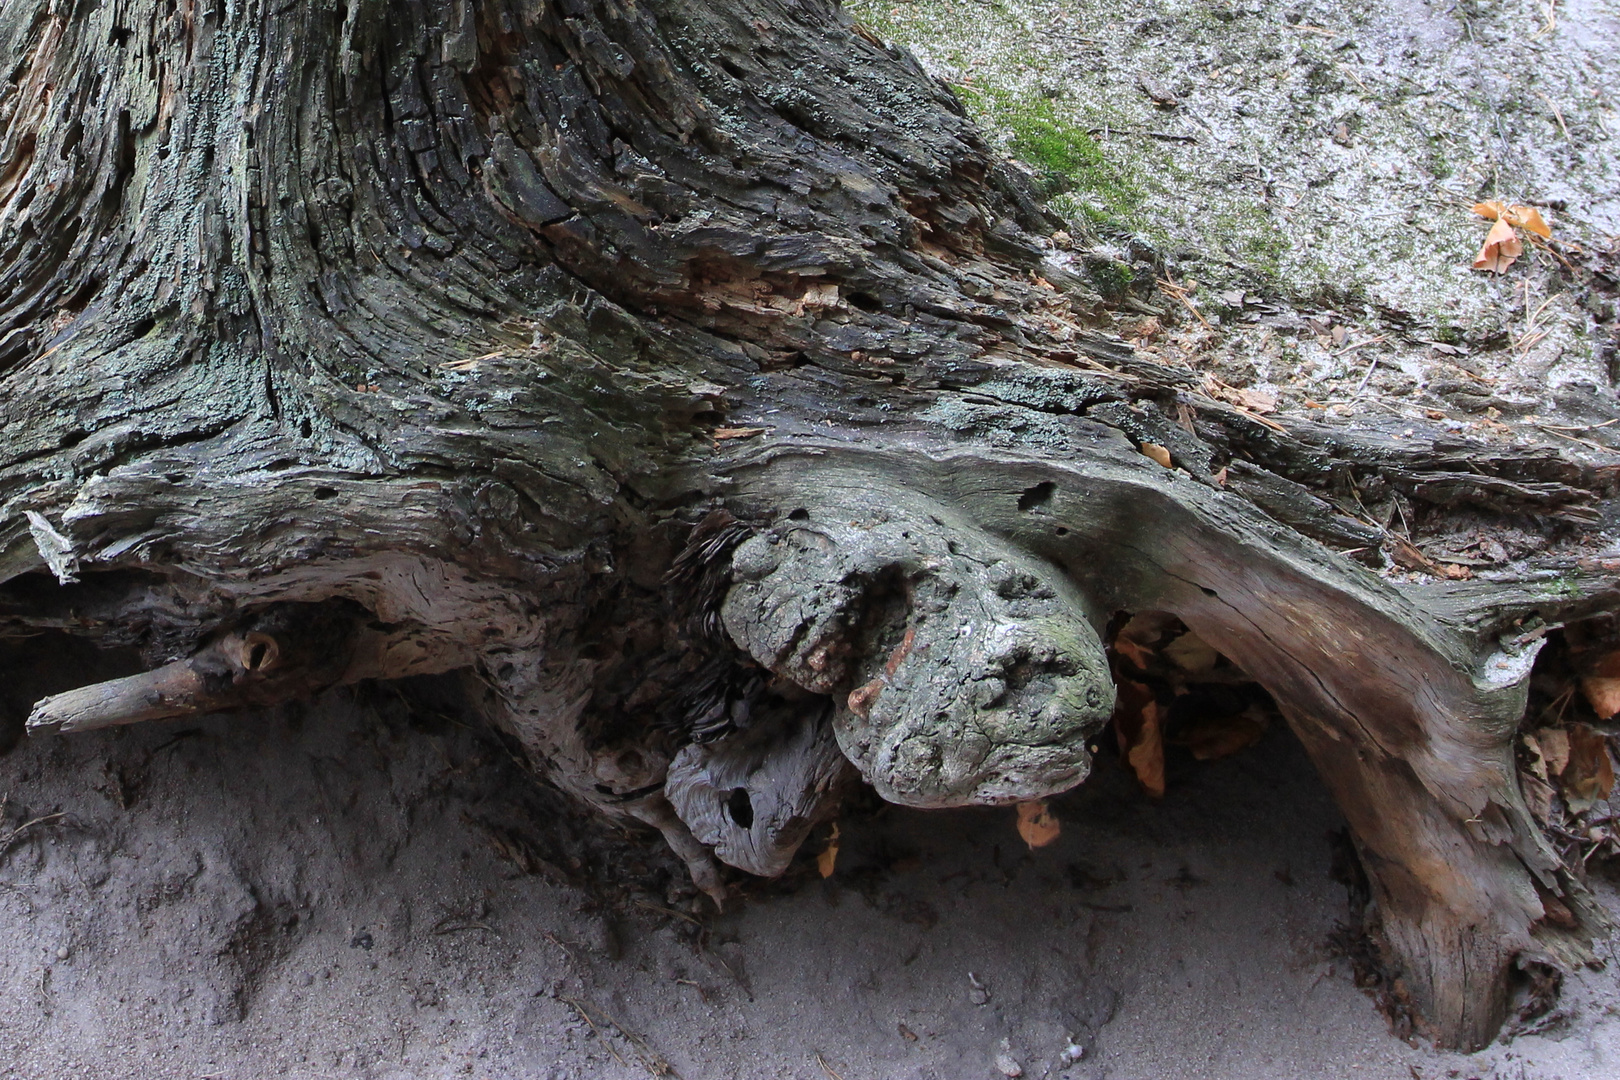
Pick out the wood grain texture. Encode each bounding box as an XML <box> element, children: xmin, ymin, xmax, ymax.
<box><xmin>0</xmin><ymin>0</ymin><xmax>1615</xmax><ymax>1048</ymax></box>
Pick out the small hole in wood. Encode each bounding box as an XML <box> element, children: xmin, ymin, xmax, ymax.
<box><xmin>787</xmin><ymin>507</ymin><xmax>809</xmax><ymax>521</ymax></box>
<box><xmin>1018</xmin><ymin>481</ymin><xmax>1056</xmax><ymax>512</ymax></box>
<box><xmin>313</xmin><ymin>486</ymin><xmax>338</xmax><ymax>500</ymax></box>
<box><xmin>725</xmin><ymin>787</ymin><xmax>754</xmax><ymax>828</ymax></box>
<box><xmin>1055</xmin><ymin>526</ymin><xmax>1069</xmax><ymax>536</ymax></box>
<box><xmin>240</xmin><ymin>633</ymin><xmax>279</xmax><ymax>672</ymax></box>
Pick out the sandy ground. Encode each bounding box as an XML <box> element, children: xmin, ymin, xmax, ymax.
<box><xmin>0</xmin><ymin>687</ymin><xmax>1615</xmax><ymax>1080</ymax></box>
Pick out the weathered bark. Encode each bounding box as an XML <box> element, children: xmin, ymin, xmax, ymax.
<box><xmin>0</xmin><ymin>0</ymin><xmax>1615</xmax><ymax>1049</ymax></box>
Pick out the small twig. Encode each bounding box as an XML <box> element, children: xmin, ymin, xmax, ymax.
<box><xmin>559</xmin><ymin>994</ymin><xmax>676</xmax><ymax>1077</ymax></box>
<box><xmin>1537</xmin><ymin>425</ymin><xmax>1610</xmax><ymax>452</ymax></box>
<box><xmin>0</xmin><ymin>812</ymin><xmax>65</xmax><ymax>854</ymax></box>
<box><xmin>1536</xmin><ymin>91</ymin><xmax>1571</xmax><ymax>139</ymax></box>
<box><xmin>632</xmin><ymin>899</ymin><xmax>703</xmax><ymax>926</ymax></box>
<box><xmin>1353</xmin><ymin>355</ymin><xmax>1380</xmax><ymax>397</ymax></box>
<box><xmin>559</xmin><ymin>996</ymin><xmax>630</xmax><ymax>1069</ymax></box>
<box><xmin>1087</xmin><ymin>127</ymin><xmax>1198</xmax><ymax>143</ymax></box>
<box><xmin>432</xmin><ymin>921</ymin><xmax>498</xmax><ymax>936</ymax></box>
<box><xmin>1335</xmin><ymin>334</ymin><xmax>1387</xmax><ymax>358</ymax></box>
<box><xmin>815</xmin><ymin>1052</ymin><xmax>846</xmax><ymax>1080</ymax></box>
<box><xmin>1156</xmin><ymin>276</ymin><xmax>1211</xmax><ymax>330</ymax></box>
<box><xmin>1337</xmin><ymin>62</ymin><xmax>1369</xmax><ymax>94</ymax></box>
<box><xmin>673</xmin><ymin>977</ymin><xmax>709</xmax><ymax>1002</ymax></box>
<box><xmin>1539</xmin><ymin>418</ymin><xmax>1619</xmax><ymax>432</ymax></box>
<box><xmin>543</xmin><ymin>931</ymin><xmax>587</xmax><ymax>966</ymax></box>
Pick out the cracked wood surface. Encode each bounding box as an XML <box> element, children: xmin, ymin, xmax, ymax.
<box><xmin>1</xmin><ymin>0</ymin><xmax>1617</xmax><ymax>1050</ymax></box>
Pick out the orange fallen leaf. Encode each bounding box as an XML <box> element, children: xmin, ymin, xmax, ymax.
<box><xmin>1111</xmin><ymin>612</ymin><xmax>1179</xmax><ymax>670</ymax></box>
<box><xmin>1580</xmin><ymin>675</ymin><xmax>1620</xmax><ymax>720</ymax></box>
<box><xmin>1511</xmin><ymin>205</ymin><xmax>1551</xmax><ymax>239</ymax></box>
<box><xmin>817</xmin><ymin>822</ymin><xmax>840</xmax><ymax>878</ymax></box>
<box><xmin>1114</xmin><ymin>680</ymin><xmax>1165</xmax><ymax>798</ymax></box>
<box><xmin>1016</xmin><ymin>800</ymin><xmax>1062</xmax><ymax>849</ymax></box>
<box><xmin>1140</xmin><ymin>442</ymin><xmax>1173</xmax><ymax>468</ymax></box>
<box><xmin>1473</xmin><ymin>216</ymin><xmax>1524</xmax><ymax>274</ymax></box>
<box><xmin>1472</xmin><ymin>201</ymin><xmax>1552</xmax><ymax>239</ymax></box>
<box><xmin>713</xmin><ymin>426</ymin><xmax>767</xmax><ymax>440</ymax></box>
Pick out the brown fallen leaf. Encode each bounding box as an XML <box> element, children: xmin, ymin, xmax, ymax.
<box><xmin>1537</xmin><ymin>727</ymin><xmax>1572</xmax><ymax>777</ymax></box>
<box><xmin>1521</xmin><ymin>771</ymin><xmax>1557</xmax><ymax>826</ymax></box>
<box><xmin>1234</xmin><ymin>388</ymin><xmax>1277</xmax><ymax>414</ymax></box>
<box><xmin>1173</xmin><ymin>707</ymin><xmax>1269</xmax><ymax>761</ymax></box>
<box><xmin>713</xmin><ymin>426</ymin><xmax>767</xmax><ymax>440</ymax></box>
<box><xmin>1563</xmin><ymin>724</ymin><xmax>1616</xmax><ymax>814</ymax></box>
<box><xmin>817</xmin><ymin>822</ymin><xmax>840</xmax><ymax>878</ymax></box>
<box><xmin>1140</xmin><ymin>442</ymin><xmax>1173</xmax><ymax>468</ymax></box>
<box><xmin>1016</xmin><ymin>800</ymin><xmax>1062</xmax><ymax>849</ymax></box>
<box><xmin>1388</xmin><ymin>538</ymin><xmax>1473</xmax><ymax>579</ymax></box>
<box><xmin>1523</xmin><ymin>732</ymin><xmax>1550</xmax><ymax>782</ymax></box>
<box><xmin>1472</xmin><ymin>216</ymin><xmax>1524</xmax><ymax>274</ymax></box>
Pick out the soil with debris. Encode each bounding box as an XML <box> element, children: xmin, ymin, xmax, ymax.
<box><xmin>0</xmin><ymin>685</ymin><xmax>1614</xmax><ymax>1080</ymax></box>
<box><xmin>855</xmin><ymin>0</ymin><xmax>1620</xmax><ymax>534</ymax></box>
<box><xmin>4</xmin><ymin>0</ymin><xmax>1620</xmax><ymax>1076</ymax></box>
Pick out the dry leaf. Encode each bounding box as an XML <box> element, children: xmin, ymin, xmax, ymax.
<box><xmin>1114</xmin><ymin>681</ymin><xmax>1165</xmax><ymax>798</ymax></box>
<box><xmin>713</xmin><ymin>427</ymin><xmax>767</xmax><ymax>440</ymax></box>
<box><xmin>1523</xmin><ymin>732</ymin><xmax>1549</xmax><ymax>782</ymax></box>
<box><xmin>1234</xmin><ymin>388</ymin><xmax>1277</xmax><ymax>414</ymax></box>
<box><xmin>1016</xmin><ymin>800</ymin><xmax>1062</xmax><ymax>849</ymax></box>
<box><xmin>1472</xmin><ymin>201</ymin><xmax>1552</xmax><ymax>238</ymax></box>
<box><xmin>1563</xmin><ymin>724</ymin><xmax>1616</xmax><ymax>813</ymax></box>
<box><xmin>1510</xmin><ymin>205</ymin><xmax>1552</xmax><ymax>238</ymax></box>
<box><xmin>1537</xmin><ymin>727</ymin><xmax>1571</xmax><ymax>778</ymax></box>
<box><xmin>1112</xmin><ymin>612</ymin><xmax>1179</xmax><ymax>670</ymax></box>
<box><xmin>1126</xmin><ymin>703</ymin><xmax>1165</xmax><ymax>797</ymax></box>
<box><xmin>1140</xmin><ymin>442</ymin><xmax>1173</xmax><ymax>468</ymax></box>
<box><xmin>1521</xmin><ymin>772</ymin><xmax>1556</xmax><ymax>826</ymax></box>
<box><xmin>1174</xmin><ymin>706</ymin><xmax>1269</xmax><ymax>761</ymax></box>
<box><xmin>1472</xmin><ymin>216</ymin><xmax>1524</xmax><ymax>274</ymax></box>
<box><xmin>1162</xmin><ymin>631</ymin><xmax>1219</xmax><ymax>673</ymax></box>
<box><xmin>1580</xmin><ymin>675</ymin><xmax>1620</xmax><ymax>720</ymax></box>
<box><xmin>817</xmin><ymin>823</ymin><xmax>840</xmax><ymax>878</ymax></box>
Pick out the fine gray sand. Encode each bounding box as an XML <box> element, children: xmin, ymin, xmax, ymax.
<box><xmin>0</xmin><ymin>687</ymin><xmax>1615</xmax><ymax>1079</ymax></box>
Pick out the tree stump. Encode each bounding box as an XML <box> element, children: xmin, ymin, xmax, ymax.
<box><xmin>0</xmin><ymin>0</ymin><xmax>1614</xmax><ymax>1049</ymax></box>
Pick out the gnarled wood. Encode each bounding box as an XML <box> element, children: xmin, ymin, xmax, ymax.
<box><xmin>0</xmin><ymin>0</ymin><xmax>1614</xmax><ymax>1050</ymax></box>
